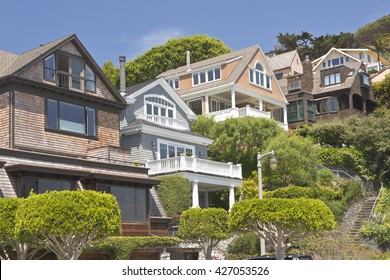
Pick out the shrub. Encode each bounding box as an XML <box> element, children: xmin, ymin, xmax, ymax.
<box><xmin>156</xmin><ymin>175</ymin><xmax>191</xmax><ymax>217</ymax></box>
<box><xmin>308</xmin><ymin>120</ymin><xmax>350</xmax><ymax>148</ymax></box>
<box><xmin>319</xmin><ymin>147</ymin><xmax>365</xmax><ymax>173</ymax></box>
<box><xmin>361</xmin><ymin>222</ymin><xmax>390</xmax><ymax>248</ymax></box>
<box><xmin>96</xmin><ymin>236</ymin><xmax>181</xmax><ymax>260</ymax></box>
<box><xmin>265</xmin><ymin>186</ymin><xmax>341</xmax><ymax>201</ymax></box>
<box><xmin>227</xmin><ymin>232</ymin><xmax>260</xmax><ymax>260</ymax></box>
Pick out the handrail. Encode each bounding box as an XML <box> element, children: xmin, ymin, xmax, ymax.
<box><xmin>369</xmin><ymin>184</ymin><xmax>383</xmax><ymax>219</ymax></box>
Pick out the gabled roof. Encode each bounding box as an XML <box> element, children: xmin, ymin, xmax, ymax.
<box><xmin>0</xmin><ymin>34</ymin><xmax>125</xmax><ymax>104</ymax></box>
<box><xmin>312</xmin><ymin>47</ymin><xmax>360</xmax><ymax>71</ymax></box>
<box><xmin>267</xmin><ymin>50</ymin><xmax>299</xmax><ymax>71</ymax></box>
<box><xmin>124</xmin><ymin>77</ymin><xmax>197</xmax><ymax>120</ymax></box>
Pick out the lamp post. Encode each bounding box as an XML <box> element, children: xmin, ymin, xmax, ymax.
<box><xmin>257</xmin><ymin>150</ymin><xmax>277</xmax><ymax>256</ymax></box>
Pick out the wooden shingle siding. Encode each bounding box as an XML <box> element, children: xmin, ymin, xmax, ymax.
<box><xmin>121</xmin><ymin>223</ymin><xmax>150</xmax><ymax>236</ymax></box>
<box><xmin>13</xmin><ymin>91</ymin><xmax>120</xmax><ymax>157</ymax></box>
<box><xmin>0</xmin><ymin>167</ymin><xmax>17</xmax><ymax>197</ymax></box>
<box><xmin>0</xmin><ymin>93</ymin><xmax>10</xmax><ymax>148</ymax></box>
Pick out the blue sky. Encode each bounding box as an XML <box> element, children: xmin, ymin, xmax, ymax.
<box><xmin>1</xmin><ymin>0</ymin><xmax>389</xmax><ymax>67</ymax></box>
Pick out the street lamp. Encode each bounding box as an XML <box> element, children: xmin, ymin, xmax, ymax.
<box><xmin>257</xmin><ymin>150</ymin><xmax>277</xmax><ymax>256</ymax></box>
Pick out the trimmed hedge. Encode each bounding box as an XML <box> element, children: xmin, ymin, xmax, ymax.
<box><xmin>265</xmin><ymin>186</ymin><xmax>341</xmax><ymax>201</ymax></box>
<box><xmin>96</xmin><ymin>236</ymin><xmax>181</xmax><ymax>260</ymax></box>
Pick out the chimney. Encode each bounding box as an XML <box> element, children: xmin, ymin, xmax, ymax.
<box><xmin>301</xmin><ymin>54</ymin><xmax>314</xmax><ymax>92</ymax></box>
<box><xmin>186</xmin><ymin>50</ymin><xmax>191</xmax><ymax>70</ymax></box>
<box><xmin>119</xmin><ymin>56</ymin><xmax>126</xmax><ymax>96</ymax></box>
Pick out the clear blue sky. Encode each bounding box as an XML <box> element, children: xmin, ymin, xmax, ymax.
<box><xmin>1</xmin><ymin>0</ymin><xmax>389</xmax><ymax>67</ymax></box>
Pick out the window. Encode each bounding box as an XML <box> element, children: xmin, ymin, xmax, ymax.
<box><xmin>46</xmin><ymin>98</ymin><xmax>97</xmax><ymax>137</ymax></box>
<box><xmin>44</xmin><ymin>54</ymin><xmax>56</xmax><ymax>81</ymax></box>
<box><xmin>315</xmin><ymin>99</ymin><xmax>327</xmax><ymax>114</ymax></box>
<box><xmin>307</xmin><ymin>100</ymin><xmax>315</xmax><ymax>121</ymax></box>
<box><xmin>43</xmin><ymin>52</ymin><xmax>96</xmax><ymax>93</ymax></box>
<box><xmin>329</xmin><ymin>97</ymin><xmax>338</xmax><ymax>113</ymax></box>
<box><xmin>359</xmin><ymin>52</ymin><xmax>364</xmax><ymax>59</ymax></box>
<box><xmin>97</xmin><ymin>185</ymin><xmax>147</xmax><ymax>223</ymax></box>
<box><xmin>249</xmin><ymin>62</ymin><xmax>271</xmax><ymax>89</ymax></box>
<box><xmin>24</xmin><ymin>177</ymin><xmax>72</xmax><ymax>196</ymax></box>
<box><xmin>210</xmin><ymin>99</ymin><xmax>230</xmax><ymax>112</ymax></box>
<box><xmin>324</xmin><ymin>57</ymin><xmax>346</xmax><ymax>68</ymax></box>
<box><xmin>158</xmin><ymin>140</ymin><xmax>195</xmax><ymax>159</ymax></box>
<box><xmin>193</xmin><ymin>67</ymin><xmax>221</xmax><ymax>86</ymax></box>
<box><xmin>324</xmin><ymin>72</ymin><xmax>341</xmax><ymax>85</ymax></box>
<box><xmin>145</xmin><ymin>95</ymin><xmax>175</xmax><ymax>125</ymax></box>
<box><xmin>287</xmin><ymin>100</ymin><xmax>304</xmax><ymax>122</ymax></box>
<box><xmin>169</xmin><ymin>78</ymin><xmax>180</xmax><ymax>90</ymax></box>
<box><xmin>367</xmin><ymin>55</ymin><xmax>372</xmax><ymax>63</ymax></box>
<box><xmin>360</xmin><ymin>73</ymin><xmax>370</xmax><ymax>87</ymax></box>
<box><xmin>187</xmin><ymin>99</ymin><xmax>202</xmax><ymax>115</ymax></box>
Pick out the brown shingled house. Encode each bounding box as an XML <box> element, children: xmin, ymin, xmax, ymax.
<box><xmin>0</xmin><ymin>35</ymin><xmax>175</xmax><ymax>258</ymax></box>
<box><xmin>157</xmin><ymin>45</ymin><xmax>289</xmax><ymax>130</ymax></box>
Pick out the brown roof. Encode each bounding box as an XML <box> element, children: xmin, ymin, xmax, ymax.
<box><xmin>267</xmin><ymin>50</ymin><xmax>299</xmax><ymax>71</ymax></box>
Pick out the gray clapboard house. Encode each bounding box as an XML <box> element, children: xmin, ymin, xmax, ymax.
<box><xmin>119</xmin><ymin>59</ymin><xmax>242</xmax><ymax>210</ymax></box>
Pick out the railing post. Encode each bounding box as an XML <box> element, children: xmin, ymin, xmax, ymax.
<box><xmin>193</xmin><ymin>156</ymin><xmax>197</xmax><ymax>173</ymax></box>
<box><xmin>228</xmin><ymin>162</ymin><xmax>233</xmax><ymax>177</ymax></box>
<box><xmin>180</xmin><ymin>155</ymin><xmax>187</xmax><ymax>171</ymax></box>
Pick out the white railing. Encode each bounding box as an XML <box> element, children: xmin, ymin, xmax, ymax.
<box><xmin>206</xmin><ymin>106</ymin><xmax>271</xmax><ymax>122</ymax></box>
<box><xmin>136</xmin><ymin>114</ymin><xmax>189</xmax><ymax>130</ymax></box>
<box><xmin>145</xmin><ymin>156</ymin><xmax>242</xmax><ymax>179</ymax></box>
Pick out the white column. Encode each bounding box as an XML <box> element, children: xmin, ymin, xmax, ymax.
<box><xmin>229</xmin><ymin>185</ymin><xmax>235</xmax><ymax>211</ymax></box>
<box><xmin>204</xmin><ymin>95</ymin><xmax>209</xmax><ymax>114</ymax></box>
<box><xmin>192</xmin><ymin>180</ymin><xmax>199</xmax><ymax>208</ymax></box>
<box><xmin>283</xmin><ymin>106</ymin><xmax>288</xmax><ymax>124</ymax></box>
<box><xmin>231</xmin><ymin>90</ymin><xmax>236</xmax><ymax>108</ymax></box>
<box><xmin>258</xmin><ymin>99</ymin><xmax>263</xmax><ymax>111</ymax></box>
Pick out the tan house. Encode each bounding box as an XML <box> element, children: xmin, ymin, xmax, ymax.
<box><xmin>157</xmin><ymin>45</ymin><xmax>289</xmax><ymax>130</ymax></box>
<box><xmin>0</xmin><ymin>35</ymin><xmax>174</xmax><ymax>246</ymax></box>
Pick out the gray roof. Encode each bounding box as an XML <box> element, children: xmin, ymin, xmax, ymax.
<box><xmin>267</xmin><ymin>50</ymin><xmax>298</xmax><ymax>71</ymax></box>
<box><xmin>157</xmin><ymin>45</ymin><xmax>261</xmax><ymax>96</ymax></box>
<box><xmin>0</xmin><ymin>35</ymin><xmax>73</xmax><ymax>78</ymax></box>
<box><xmin>124</xmin><ymin>79</ymin><xmax>158</xmax><ymax>97</ymax></box>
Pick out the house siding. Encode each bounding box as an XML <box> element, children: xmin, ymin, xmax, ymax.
<box><xmin>0</xmin><ymin>93</ymin><xmax>10</xmax><ymax>148</ymax></box>
<box><xmin>13</xmin><ymin>91</ymin><xmax>120</xmax><ymax>157</ymax></box>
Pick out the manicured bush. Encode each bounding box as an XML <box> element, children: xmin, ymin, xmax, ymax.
<box><xmin>156</xmin><ymin>175</ymin><xmax>191</xmax><ymax>217</ymax></box>
<box><xmin>227</xmin><ymin>232</ymin><xmax>260</xmax><ymax>260</ymax></box>
<box><xmin>265</xmin><ymin>186</ymin><xmax>341</xmax><ymax>201</ymax></box>
<box><xmin>96</xmin><ymin>236</ymin><xmax>181</xmax><ymax>260</ymax></box>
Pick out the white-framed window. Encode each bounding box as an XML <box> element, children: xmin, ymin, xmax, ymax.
<box><xmin>249</xmin><ymin>62</ymin><xmax>271</xmax><ymax>89</ymax></box>
<box><xmin>157</xmin><ymin>139</ymin><xmax>194</xmax><ymax>159</ymax></box>
<box><xmin>145</xmin><ymin>95</ymin><xmax>175</xmax><ymax>120</ymax></box>
<box><xmin>210</xmin><ymin>98</ymin><xmax>231</xmax><ymax>112</ymax></box>
<box><xmin>359</xmin><ymin>52</ymin><xmax>365</xmax><ymax>59</ymax></box>
<box><xmin>324</xmin><ymin>57</ymin><xmax>346</xmax><ymax>68</ymax></box>
<box><xmin>169</xmin><ymin>78</ymin><xmax>180</xmax><ymax>90</ymax></box>
<box><xmin>324</xmin><ymin>72</ymin><xmax>341</xmax><ymax>86</ymax></box>
<box><xmin>192</xmin><ymin>67</ymin><xmax>221</xmax><ymax>86</ymax></box>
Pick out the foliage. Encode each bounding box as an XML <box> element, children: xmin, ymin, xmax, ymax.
<box><xmin>101</xmin><ymin>61</ymin><xmax>120</xmax><ymax>89</ymax></box>
<box><xmin>192</xmin><ymin>116</ymin><xmax>282</xmax><ymax>178</ymax></box>
<box><xmin>355</xmin><ymin>14</ymin><xmax>390</xmax><ymax>53</ymax></box>
<box><xmin>227</xmin><ymin>232</ymin><xmax>260</xmax><ymax>260</ymax></box>
<box><xmin>375</xmin><ymin>187</ymin><xmax>390</xmax><ymax>224</ymax></box>
<box><xmin>273</xmin><ymin>31</ymin><xmax>361</xmax><ymax>60</ymax></box>
<box><xmin>15</xmin><ymin>190</ymin><xmax>121</xmax><ymax>260</ymax></box>
<box><xmin>229</xmin><ymin>198</ymin><xmax>335</xmax><ymax>259</ymax></box>
<box><xmin>122</xmin><ymin>35</ymin><xmax>231</xmax><ymax>86</ymax></box>
<box><xmin>361</xmin><ymin>222</ymin><xmax>390</xmax><ymax>248</ymax></box>
<box><xmin>156</xmin><ymin>175</ymin><xmax>191</xmax><ymax>217</ymax></box>
<box><xmin>240</xmin><ymin>171</ymin><xmax>259</xmax><ymax>200</ymax></box>
<box><xmin>307</xmin><ymin>120</ymin><xmax>350</xmax><ymax>148</ymax></box>
<box><xmin>265</xmin><ymin>186</ymin><xmax>341</xmax><ymax>201</ymax></box>
<box><xmin>373</xmin><ymin>73</ymin><xmax>390</xmax><ymax>109</ymax></box>
<box><xmin>317</xmin><ymin>168</ymin><xmax>335</xmax><ymax>187</ymax></box>
<box><xmin>95</xmin><ymin>236</ymin><xmax>181</xmax><ymax>260</ymax></box>
<box><xmin>190</xmin><ymin>115</ymin><xmax>215</xmax><ymax>139</ymax></box>
<box><xmin>297</xmin><ymin>230</ymin><xmax>382</xmax><ymax>260</ymax></box>
<box><xmin>263</xmin><ymin>134</ymin><xmax>320</xmax><ymax>188</ymax></box>
<box><xmin>178</xmin><ymin>207</ymin><xmax>231</xmax><ymax>260</ymax></box>
<box><xmin>318</xmin><ymin>147</ymin><xmax>366</xmax><ymax>173</ymax></box>
<box><xmin>0</xmin><ymin>198</ymin><xmax>42</xmax><ymax>260</ymax></box>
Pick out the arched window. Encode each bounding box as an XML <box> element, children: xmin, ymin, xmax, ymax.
<box><xmin>144</xmin><ymin>95</ymin><xmax>176</xmax><ymax>126</ymax></box>
<box><xmin>249</xmin><ymin>62</ymin><xmax>271</xmax><ymax>89</ymax></box>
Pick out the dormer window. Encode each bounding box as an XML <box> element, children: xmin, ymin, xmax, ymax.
<box><xmin>145</xmin><ymin>95</ymin><xmax>175</xmax><ymax>126</ymax></box>
<box><xmin>249</xmin><ymin>62</ymin><xmax>271</xmax><ymax>90</ymax></box>
<box><xmin>192</xmin><ymin>67</ymin><xmax>221</xmax><ymax>86</ymax></box>
<box><xmin>43</xmin><ymin>52</ymin><xmax>96</xmax><ymax>93</ymax></box>
<box><xmin>324</xmin><ymin>72</ymin><xmax>341</xmax><ymax>86</ymax></box>
<box><xmin>169</xmin><ymin>78</ymin><xmax>180</xmax><ymax>90</ymax></box>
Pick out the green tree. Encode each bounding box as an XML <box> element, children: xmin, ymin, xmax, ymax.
<box><xmin>156</xmin><ymin>175</ymin><xmax>191</xmax><ymax>217</ymax></box>
<box><xmin>101</xmin><ymin>61</ymin><xmax>120</xmax><ymax>89</ymax></box>
<box><xmin>355</xmin><ymin>14</ymin><xmax>390</xmax><ymax>49</ymax></box>
<box><xmin>192</xmin><ymin>116</ymin><xmax>282</xmax><ymax>178</ymax></box>
<box><xmin>229</xmin><ymin>198</ymin><xmax>335</xmax><ymax>260</ymax></box>
<box><xmin>373</xmin><ymin>73</ymin><xmax>390</xmax><ymax>109</ymax></box>
<box><xmin>178</xmin><ymin>208</ymin><xmax>231</xmax><ymax>260</ymax></box>
<box><xmin>117</xmin><ymin>35</ymin><xmax>230</xmax><ymax>87</ymax></box>
<box><xmin>307</xmin><ymin>119</ymin><xmax>350</xmax><ymax>148</ymax></box>
<box><xmin>264</xmin><ymin>134</ymin><xmax>320</xmax><ymax>188</ymax></box>
<box><xmin>15</xmin><ymin>191</ymin><xmax>121</xmax><ymax>260</ymax></box>
<box><xmin>0</xmin><ymin>198</ymin><xmax>41</xmax><ymax>260</ymax></box>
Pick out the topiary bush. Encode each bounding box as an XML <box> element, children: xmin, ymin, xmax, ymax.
<box><xmin>156</xmin><ymin>175</ymin><xmax>191</xmax><ymax>217</ymax></box>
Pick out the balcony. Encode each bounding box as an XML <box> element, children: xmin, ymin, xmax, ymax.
<box><xmin>87</xmin><ymin>146</ymin><xmax>133</xmax><ymax>165</ymax></box>
<box><xmin>206</xmin><ymin>106</ymin><xmax>271</xmax><ymax>122</ymax></box>
<box><xmin>145</xmin><ymin>155</ymin><xmax>242</xmax><ymax>179</ymax></box>
<box><xmin>136</xmin><ymin>114</ymin><xmax>189</xmax><ymax>130</ymax></box>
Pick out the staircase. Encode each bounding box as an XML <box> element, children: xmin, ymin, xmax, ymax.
<box><xmin>349</xmin><ymin>196</ymin><xmax>377</xmax><ymax>239</ymax></box>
